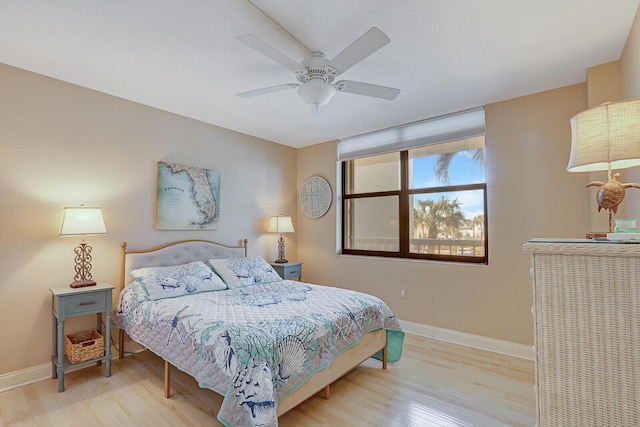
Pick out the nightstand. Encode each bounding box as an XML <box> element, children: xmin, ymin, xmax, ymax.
<box><xmin>270</xmin><ymin>262</ymin><xmax>303</xmax><ymax>281</ymax></box>
<box><xmin>50</xmin><ymin>283</ymin><xmax>114</xmax><ymax>392</ymax></box>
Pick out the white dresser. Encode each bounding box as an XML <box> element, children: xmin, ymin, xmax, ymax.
<box><xmin>523</xmin><ymin>239</ymin><xmax>640</xmax><ymax>427</ymax></box>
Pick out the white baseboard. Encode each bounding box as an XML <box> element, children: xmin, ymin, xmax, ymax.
<box><xmin>0</xmin><ymin>358</ymin><xmax>121</xmax><ymax>393</ymax></box>
<box><xmin>0</xmin><ymin>363</ymin><xmax>51</xmax><ymax>393</ymax></box>
<box><xmin>0</xmin><ymin>343</ymin><xmax>143</xmax><ymax>393</ymax></box>
<box><xmin>399</xmin><ymin>319</ymin><xmax>534</xmax><ymax>361</ymax></box>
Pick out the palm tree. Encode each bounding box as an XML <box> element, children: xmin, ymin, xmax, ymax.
<box><xmin>472</xmin><ymin>215</ymin><xmax>485</xmax><ymax>240</ymax></box>
<box><xmin>468</xmin><ymin>214</ymin><xmax>485</xmax><ymax>255</ymax></box>
<box><xmin>435</xmin><ymin>148</ymin><xmax>485</xmax><ymax>184</ymax></box>
<box><xmin>414</xmin><ymin>196</ymin><xmax>465</xmax><ymax>253</ymax></box>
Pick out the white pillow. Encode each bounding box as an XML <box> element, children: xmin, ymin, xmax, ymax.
<box><xmin>131</xmin><ymin>261</ymin><xmax>227</xmax><ymax>300</ymax></box>
<box><xmin>208</xmin><ymin>257</ymin><xmax>282</xmax><ymax>289</ymax></box>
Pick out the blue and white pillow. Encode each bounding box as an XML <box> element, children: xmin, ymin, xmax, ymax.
<box><xmin>208</xmin><ymin>257</ymin><xmax>282</xmax><ymax>289</ymax></box>
<box><xmin>131</xmin><ymin>261</ymin><xmax>227</xmax><ymax>300</ymax></box>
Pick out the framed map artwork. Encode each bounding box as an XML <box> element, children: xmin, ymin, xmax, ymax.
<box><xmin>156</xmin><ymin>161</ymin><xmax>220</xmax><ymax>230</ymax></box>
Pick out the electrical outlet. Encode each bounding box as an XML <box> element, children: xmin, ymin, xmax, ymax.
<box><xmin>400</xmin><ymin>288</ymin><xmax>407</xmax><ymax>298</ymax></box>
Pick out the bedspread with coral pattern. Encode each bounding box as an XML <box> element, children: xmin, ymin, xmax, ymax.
<box><xmin>114</xmin><ymin>280</ymin><xmax>404</xmax><ymax>427</ymax></box>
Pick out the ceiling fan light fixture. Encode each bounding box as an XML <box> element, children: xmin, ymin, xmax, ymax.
<box><xmin>237</xmin><ymin>27</ymin><xmax>400</xmax><ymax>107</ymax></box>
<box><xmin>297</xmin><ymin>79</ymin><xmax>337</xmax><ymax>107</ymax></box>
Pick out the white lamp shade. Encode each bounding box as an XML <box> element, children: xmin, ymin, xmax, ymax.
<box><xmin>59</xmin><ymin>207</ymin><xmax>107</xmax><ymax>236</ymax></box>
<box><xmin>268</xmin><ymin>215</ymin><xmax>295</xmax><ymax>233</ymax></box>
<box><xmin>568</xmin><ymin>99</ymin><xmax>640</xmax><ymax>172</ymax></box>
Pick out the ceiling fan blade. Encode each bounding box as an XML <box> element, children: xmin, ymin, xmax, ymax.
<box><xmin>329</xmin><ymin>27</ymin><xmax>390</xmax><ymax>75</ymax></box>
<box><xmin>237</xmin><ymin>34</ymin><xmax>302</xmax><ymax>71</ymax></box>
<box><xmin>335</xmin><ymin>80</ymin><xmax>400</xmax><ymax>100</ymax></box>
<box><xmin>237</xmin><ymin>83</ymin><xmax>299</xmax><ymax>98</ymax></box>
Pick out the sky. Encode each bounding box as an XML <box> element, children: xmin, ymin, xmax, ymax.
<box><xmin>411</xmin><ymin>150</ymin><xmax>485</xmax><ymax>220</ymax></box>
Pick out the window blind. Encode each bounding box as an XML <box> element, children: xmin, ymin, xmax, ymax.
<box><xmin>337</xmin><ymin>107</ymin><xmax>485</xmax><ymax>161</ymax></box>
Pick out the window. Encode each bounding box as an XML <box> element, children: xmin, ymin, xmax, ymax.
<box><xmin>339</xmin><ymin>108</ymin><xmax>487</xmax><ymax>264</ymax></box>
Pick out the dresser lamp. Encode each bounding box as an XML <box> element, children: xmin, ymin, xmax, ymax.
<box><xmin>268</xmin><ymin>215</ymin><xmax>295</xmax><ymax>263</ymax></box>
<box><xmin>59</xmin><ymin>206</ymin><xmax>107</xmax><ymax>288</ymax></box>
<box><xmin>568</xmin><ymin>99</ymin><xmax>640</xmax><ymax>232</ymax></box>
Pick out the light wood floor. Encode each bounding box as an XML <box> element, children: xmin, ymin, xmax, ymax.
<box><xmin>0</xmin><ymin>334</ymin><xmax>535</xmax><ymax>426</ymax></box>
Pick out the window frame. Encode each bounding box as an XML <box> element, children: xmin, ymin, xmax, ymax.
<box><xmin>341</xmin><ymin>150</ymin><xmax>488</xmax><ymax>264</ymax></box>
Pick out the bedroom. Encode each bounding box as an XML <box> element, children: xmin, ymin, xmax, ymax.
<box><xmin>1</xmin><ymin>1</ymin><xmax>640</xmax><ymax>426</ymax></box>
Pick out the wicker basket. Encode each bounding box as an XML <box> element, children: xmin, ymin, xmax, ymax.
<box><xmin>65</xmin><ymin>330</ymin><xmax>104</xmax><ymax>364</ymax></box>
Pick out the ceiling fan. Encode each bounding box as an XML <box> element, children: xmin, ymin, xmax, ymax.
<box><xmin>236</xmin><ymin>27</ymin><xmax>401</xmax><ymax>109</ymax></box>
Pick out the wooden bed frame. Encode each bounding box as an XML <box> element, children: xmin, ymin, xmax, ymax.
<box><xmin>116</xmin><ymin>239</ymin><xmax>388</xmax><ymax>417</ymax></box>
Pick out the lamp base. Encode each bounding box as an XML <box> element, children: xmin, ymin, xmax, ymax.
<box><xmin>70</xmin><ymin>280</ymin><xmax>97</xmax><ymax>288</ymax></box>
<box><xmin>273</xmin><ymin>259</ymin><xmax>288</xmax><ymax>264</ymax></box>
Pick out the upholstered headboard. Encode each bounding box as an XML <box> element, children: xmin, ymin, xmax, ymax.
<box><xmin>118</xmin><ymin>239</ymin><xmax>248</xmax><ymax>293</ymax></box>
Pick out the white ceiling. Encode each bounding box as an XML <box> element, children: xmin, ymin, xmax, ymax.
<box><xmin>1</xmin><ymin>0</ymin><xmax>638</xmax><ymax>148</ymax></box>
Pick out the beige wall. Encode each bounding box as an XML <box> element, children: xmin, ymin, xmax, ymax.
<box><xmin>623</xmin><ymin>5</ymin><xmax>640</xmax><ymax>99</ymax></box>
<box><xmin>587</xmin><ymin>60</ymin><xmax>623</xmax><ymax>108</ymax></box>
<box><xmin>622</xmin><ymin>6</ymin><xmax>640</xmax><ymax>214</ymax></box>
<box><xmin>297</xmin><ymin>83</ymin><xmax>590</xmax><ymax>346</ymax></box>
<box><xmin>0</xmin><ymin>63</ymin><xmax>297</xmax><ymax>375</ymax></box>
<box><xmin>4</xmin><ymin>7</ymin><xmax>640</xmax><ymax>377</ymax></box>
<box><xmin>295</xmin><ymin>10</ymin><xmax>640</xmax><ymax>346</ymax></box>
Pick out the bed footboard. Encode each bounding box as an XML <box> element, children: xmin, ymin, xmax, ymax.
<box><xmin>160</xmin><ymin>328</ymin><xmax>388</xmax><ymax>411</ymax></box>
<box><xmin>276</xmin><ymin>328</ymin><xmax>387</xmax><ymax>416</ymax></box>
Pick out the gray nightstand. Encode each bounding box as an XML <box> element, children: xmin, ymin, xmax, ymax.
<box><xmin>270</xmin><ymin>262</ymin><xmax>303</xmax><ymax>281</ymax></box>
<box><xmin>50</xmin><ymin>283</ymin><xmax>114</xmax><ymax>392</ymax></box>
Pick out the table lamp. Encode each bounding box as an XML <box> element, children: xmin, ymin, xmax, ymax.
<box><xmin>59</xmin><ymin>206</ymin><xmax>107</xmax><ymax>288</ymax></box>
<box><xmin>268</xmin><ymin>215</ymin><xmax>295</xmax><ymax>263</ymax></box>
<box><xmin>567</xmin><ymin>99</ymin><xmax>640</xmax><ymax>232</ymax></box>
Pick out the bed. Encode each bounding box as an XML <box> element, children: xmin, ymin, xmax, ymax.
<box><xmin>113</xmin><ymin>239</ymin><xmax>404</xmax><ymax>427</ymax></box>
